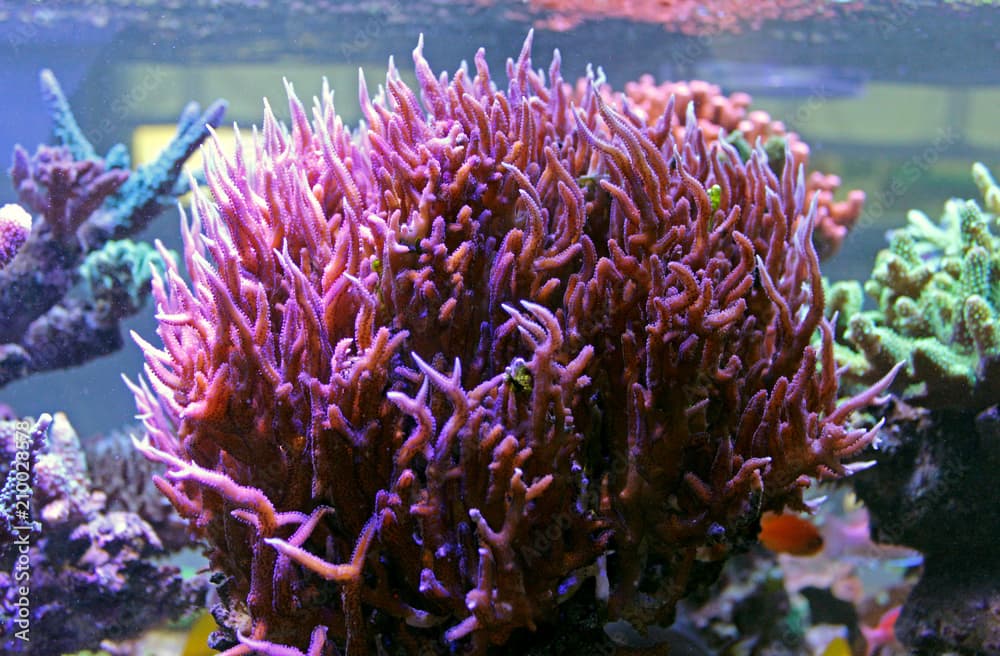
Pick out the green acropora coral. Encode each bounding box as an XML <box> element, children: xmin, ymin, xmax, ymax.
<box><xmin>829</xmin><ymin>162</ymin><xmax>1000</xmax><ymax>409</ymax></box>
<box><xmin>79</xmin><ymin>239</ymin><xmax>171</xmax><ymax>324</ymax></box>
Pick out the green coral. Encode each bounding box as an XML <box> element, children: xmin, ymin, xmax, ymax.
<box><xmin>973</xmin><ymin>161</ymin><xmax>1000</xmax><ymax>214</ymax></box>
<box><xmin>829</xmin><ymin>163</ymin><xmax>1000</xmax><ymax>409</ymax></box>
<box><xmin>78</xmin><ymin>240</ymin><xmax>171</xmax><ymax>324</ymax></box>
<box><xmin>723</xmin><ymin>131</ymin><xmax>787</xmax><ymax>175</ymax></box>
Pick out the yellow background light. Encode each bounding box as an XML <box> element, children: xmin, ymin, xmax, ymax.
<box><xmin>131</xmin><ymin>124</ymin><xmax>250</xmax><ymax>176</ymax></box>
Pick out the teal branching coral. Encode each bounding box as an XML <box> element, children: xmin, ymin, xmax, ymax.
<box><xmin>828</xmin><ymin>162</ymin><xmax>1000</xmax><ymax>409</ymax></box>
<box><xmin>79</xmin><ymin>240</ymin><xmax>171</xmax><ymax>324</ymax></box>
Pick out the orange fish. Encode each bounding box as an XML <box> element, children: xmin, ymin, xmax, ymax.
<box><xmin>861</xmin><ymin>605</ymin><xmax>901</xmax><ymax>656</ymax></box>
<box><xmin>758</xmin><ymin>511</ymin><xmax>824</xmax><ymax>556</ymax></box>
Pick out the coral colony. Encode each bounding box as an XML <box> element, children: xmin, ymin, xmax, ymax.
<box><xmin>0</xmin><ymin>69</ymin><xmax>225</xmax><ymax>389</ymax></box>
<box><xmin>0</xmin><ymin>204</ymin><xmax>31</xmax><ymax>270</ymax></box>
<box><xmin>128</xmin><ymin>34</ymin><xmax>895</xmax><ymax>655</ymax></box>
<box><xmin>0</xmin><ymin>70</ymin><xmax>223</xmax><ymax>654</ymax></box>
<box><xmin>503</xmin><ymin>0</ymin><xmax>867</xmax><ymax>34</ymax></box>
<box><xmin>0</xmin><ymin>414</ymin><xmax>207</xmax><ymax>654</ymax></box>
<box><xmin>834</xmin><ymin>164</ymin><xmax>1000</xmax><ymax>653</ymax></box>
<box><xmin>831</xmin><ymin>162</ymin><xmax>1000</xmax><ymax>410</ymax></box>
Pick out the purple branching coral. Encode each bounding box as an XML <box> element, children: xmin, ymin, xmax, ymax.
<box><xmin>0</xmin><ymin>414</ymin><xmax>207</xmax><ymax>654</ymax></box>
<box><xmin>0</xmin><ymin>70</ymin><xmax>225</xmax><ymax>387</ymax></box>
<box><xmin>129</xmin><ymin>34</ymin><xmax>898</xmax><ymax>655</ymax></box>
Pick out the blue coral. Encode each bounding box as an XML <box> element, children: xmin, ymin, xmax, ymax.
<box><xmin>0</xmin><ymin>70</ymin><xmax>225</xmax><ymax>388</ymax></box>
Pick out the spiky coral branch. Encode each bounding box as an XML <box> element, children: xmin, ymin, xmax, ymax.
<box><xmin>130</xmin><ymin>33</ymin><xmax>892</xmax><ymax>655</ymax></box>
<box><xmin>0</xmin><ymin>70</ymin><xmax>225</xmax><ymax>388</ymax></box>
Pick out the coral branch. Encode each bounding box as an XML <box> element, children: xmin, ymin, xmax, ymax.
<box><xmin>130</xmin><ymin>34</ymin><xmax>889</xmax><ymax>655</ymax></box>
<box><xmin>0</xmin><ymin>70</ymin><xmax>225</xmax><ymax>388</ymax></box>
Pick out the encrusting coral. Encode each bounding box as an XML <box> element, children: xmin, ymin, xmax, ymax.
<box><xmin>128</xmin><ymin>34</ymin><xmax>896</xmax><ymax>655</ymax></box>
<box><xmin>83</xmin><ymin>423</ymin><xmax>192</xmax><ymax>552</ymax></box>
<box><xmin>493</xmin><ymin>0</ymin><xmax>866</xmax><ymax>35</ymax></box>
<box><xmin>0</xmin><ymin>69</ymin><xmax>225</xmax><ymax>388</ymax></box>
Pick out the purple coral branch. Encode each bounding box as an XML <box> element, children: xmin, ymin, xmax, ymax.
<box><xmin>0</xmin><ymin>71</ymin><xmax>225</xmax><ymax>388</ymax></box>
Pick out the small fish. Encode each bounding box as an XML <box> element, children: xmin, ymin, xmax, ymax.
<box><xmin>758</xmin><ymin>511</ymin><xmax>824</xmax><ymax>556</ymax></box>
<box><xmin>181</xmin><ymin>610</ymin><xmax>220</xmax><ymax>656</ymax></box>
<box><xmin>861</xmin><ymin>605</ymin><xmax>901</xmax><ymax>656</ymax></box>
<box><xmin>821</xmin><ymin>636</ymin><xmax>852</xmax><ymax>656</ymax></box>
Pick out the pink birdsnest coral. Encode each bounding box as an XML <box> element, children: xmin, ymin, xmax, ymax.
<box><xmin>129</xmin><ymin>34</ymin><xmax>896</xmax><ymax>655</ymax></box>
